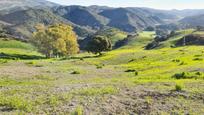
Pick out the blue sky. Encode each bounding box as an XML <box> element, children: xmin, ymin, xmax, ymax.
<box><xmin>47</xmin><ymin>0</ymin><xmax>204</xmax><ymax>10</ymax></box>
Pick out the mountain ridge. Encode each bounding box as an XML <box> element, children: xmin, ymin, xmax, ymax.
<box><xmin>1</xmin><ymin>0</ymin><xmax>204</xmax><ymax>39</ymax></box>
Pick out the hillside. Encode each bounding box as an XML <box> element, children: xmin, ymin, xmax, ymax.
<box><xmin>53</xmin><ymin>6</ymin><xmax>109</xmax><ymax>29</ymax></box>
<box><xmin>79</xmin><ymin>27</ymin><xmax>127</xmax><ymax>49</ymax></box>
<box><xmin>99</xmin><ymin>8</ymin><xmax>163</xmax><ymax>32</ymax></box>
<box><xmin>180</xmin><ymin>14</ymin><xmax>204</xmax><ymax>27</ymax></box>
<box><xmin>0</xmin><ymin>0</ymin><xmax>57</xmax><ymax>13</ymax></box>
<box><xmin>0</xmin><ymin>8</ymin><xmax>66</xmax><ymax>39</ymax></box>
<box><xmin>0</xmin><ymin>31</ymin><xmax>203</xmax><ymax>114</ymax></box>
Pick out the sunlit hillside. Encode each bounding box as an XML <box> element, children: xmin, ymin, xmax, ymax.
<box><xmin>0</xmin><ymin>31</ymin><xmax>203</xmax><ymax>114</ymax></box>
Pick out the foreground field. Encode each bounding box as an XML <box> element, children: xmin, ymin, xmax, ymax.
<box><xmin>0</xmin><ymin>32</ymin><xmax>204</xmax><ymax>114</ymax></box>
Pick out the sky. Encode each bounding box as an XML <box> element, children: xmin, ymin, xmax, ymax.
<box><xmin>47</xmin><ymin>0</ymin><xmax>204</xmax><ymax>10</ymax></box>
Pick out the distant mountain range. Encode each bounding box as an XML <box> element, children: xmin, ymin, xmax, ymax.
<box><xmin>0</xmin><ymin>0</ymin><xmax>204</xmax><ymax>39</ymax></box>
<box><xmin>180</xmin><ymin>14</ymin><xmax>204</xmax><ymax>27</ymax></box>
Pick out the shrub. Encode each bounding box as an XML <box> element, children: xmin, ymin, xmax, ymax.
<box><xmin>25</xmin><ymin>61</ymin><xmax>36</xmax><ymax>65</ymax></box>
<box><xmin>96</xmin><ymin>65</ymin><xmax>103</xmax><ymax>69</ymax></box>
<box><xmin>128</xmin><ymin>59</ymin><xmax>136</xmax><ymax>63</ymax></box>
<box><xmin>175</xmin><ymin>84</ymin><xmax>182</xmax><ymax>91</ymax></box>
<box><xmin>71</xmin><ymin>71</ymin><xmax>80</xmax><ymax>74</ymax></box>
<box><xmin>96</xmin><ymin>64</ymin><xmax>105</xmax><ymax>69</ymax></box>
<box><xmin>172</xmin><ymin>72</ymin><xmax>186</xmax><ymax>79</ymax></box>
<box><xmin>179</xmin><ymin>61</ymin><xmax>187</xmax><ymax>65</ymax></box>
<box><xmin>194</xmin><ymin>54</ymin><xmax>202</xmax><ymax>57</ymax></box>
<box><xmin>35</xmin><ymin>64</ymin><xmax>44</xmax><ymax>67</ymax></box>
<box><xmin>0</xmin><ymin>59</ymin><xmax>8</xmax><ymax>64</ymax></box>
<box><xmin>125</xmin><ymin>69</ymin><xmax>136</xmax><ymax>72</ymax></box>
<box><xmin>195</xmin><ymin>72</ymin><xmax>202</xmax><ymax>76</ymax></box>
<box><xmin>135</xmin><ymin>71</ymin><xmax>139</xmax><ymax>76</ymax></box>
<box><xmin>25</xmin><ymin>61</ymin><xmax>43</xmax><ymax>67</ymax></box>
<box><xmin>145</xmin><ymin>41</ymin><xmax>160</xmax><ymax>50</ymax></box>
<box><xmin>193</xmin><ymin>58</ymin><xmax>203</xmax><ymax>61</ymax></box>
<box><xmin>172</xmin><ymin>59</ymin><xmax>180</xmax><ymax>62</ymax></box>
<box><xmin>172</xmin><ymin>72</ymin><xmax>203</xmax><ymax>79</ymax></box>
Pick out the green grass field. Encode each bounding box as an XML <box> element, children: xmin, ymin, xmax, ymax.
<box><xmin>0</xmin><ymin>31</ymin><xmax>203</xmax><ymax>114</ymax></box>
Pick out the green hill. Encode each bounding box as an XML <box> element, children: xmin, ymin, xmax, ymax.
<box><xmin>0</xmin><ymin>39</ymin><xmax>42</xmax><ymax>59</ymax></box>
<box><xmin>0</xmin><ymin>31</ymin><xmax>204</xmax><ymax>114</ymax></box>
<box><xmin>180</xmin><ymin>14</ymin><xmax>204</xmax><ymax>27</ymax></box>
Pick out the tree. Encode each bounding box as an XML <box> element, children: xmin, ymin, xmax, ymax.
<box><xmin>32</xmin><ymin>24</ymin><xmax>79</xmax><ymax>58</ymax></box>
<box><xmin>156</xmin><ymin>29</ymin><xmax>169</xmax><ymax>36</ymax></box>
<box><xmin>145</xmin><ymin>26</ymin><xmax>155</xmax><ymax>31</ymax></box>
<box><xmin>86</xmin><ymin>35</ymin><xmax>112</xmax><ymax>55</ymax></box>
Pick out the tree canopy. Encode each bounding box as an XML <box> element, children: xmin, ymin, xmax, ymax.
<box><xmin>32</xmin><ymin>24</ymin><xmax>79</xmax><ymax>58</ymax></box>
<box><xmin>86</xmin><ymin>35</ymin><xmax>112</xmax><ymax>55</ymax></box>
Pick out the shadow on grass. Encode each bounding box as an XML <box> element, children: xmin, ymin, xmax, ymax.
<box><xmin>59</xmin><ymin>55</ymin><xmax>101</xmax><ymax>61</ymax></box>
<box><xmin>0</xmin><ymin>52</ymin><xmax>45</xmax><ymax>60</ymax></box>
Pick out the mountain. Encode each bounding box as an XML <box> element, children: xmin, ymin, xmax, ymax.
<box><xmin>171</xmin><ymin>9</ymin><xmax>204</xmax><ymax>17</ymax></box>
<box><xmin>99</xmin><ymin>8</ymin><xmax>164</xmax><ymax>32</ymax></box>
<box><xmin>53</xmin><ymin>6</ymin><xmax>180</xmax><ymax>32</ymax></box>
<box><xmin>0</xmin><ymin>0</ymin><xmax>204</xmax><ymax>40</ymax></box>
<box><xmin>0</xmin><ymin>8</ymin><xmax>66</xmax><ymax>39</ymax></box>
<box><xmin>0</xmin><ymin>0</ymin><xmax>58</xmax><ymax>13</ymax></box>
<box><xmin>180</xmin><ymin>14</ymin><xmax>204</xmax><ymax>27</ymax></box>
<box><xmin>53</xmin><ymin>6</ymin><xmax>109</xmax><ymax>29</ymax></box>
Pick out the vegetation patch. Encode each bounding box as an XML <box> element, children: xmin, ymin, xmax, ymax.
<box><xmin>175</xmin><ymin>83</ymin><xmax>183</xmax><ymax>91</ymax></box>
<box><xmin>71</xmin><ymin>71</ymin><xmax>81</xmax><ymax>74</ymax></box>
<box><xmin>34</xmin><ymin>75</ymin><xmax>55</xmax><ymax>81</ymax></box>
<box><xmin>25</xmin><ymin>61</ymin><xmax>44</xmax><ymax>67</ymax></box>
<box><xmin>0</xmin><ymin>59</ymin><xmax>8</xmax><ymax>64</ymax></box>
<box><xmin>172</xmin><ymin>72</ymin><xmax>203</xmax><ymax>79</ymax></box>
<box><xmin>0</xmin><ymin>94</ymin><xmax>33</xmax><ymax>112</ymax></box>
<box><xmin>71</xmin><ymin>106</ymin><xmax>84</xmax><ymax>115</ymax></box>
<box><xmin>74</xmin><ymin>86</ymin><xmax>118</xmax><ymax>96</ymax></box>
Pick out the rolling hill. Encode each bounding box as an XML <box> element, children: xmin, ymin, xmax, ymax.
<box><xmin>180</xmin><ymin>14</ymin><xmax>204</xmax><ymax>27</ymax></box>
<box><xmin>0</xmin><ymin>30</ymin><xmax>204</xmax><ymax>114</ymax></box>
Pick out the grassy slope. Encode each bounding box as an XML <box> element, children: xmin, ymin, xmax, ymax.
<box><xmin>0</xmin><ymin>39</ymin><xmax>43</xmax><ymax>59</ymax></box>
<box><xmin>157</xmin><ymin>29</ymin><xmax>195</xmax><ymax>48</ymax></box>
<box><xmin>0</xmin><ymin>32</ymin><xmax>204</xmax><ymax>114</ymax></box>
<box><xmin>96</xmin><ymin>28</ymin><xmax>127</xmax><ymax>45</ymax></box>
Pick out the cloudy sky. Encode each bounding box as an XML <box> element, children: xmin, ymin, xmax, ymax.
<box><xmin>47</xmin><ymin>0</ymin><xmax>204</xmax><ymax>10</ymax></box>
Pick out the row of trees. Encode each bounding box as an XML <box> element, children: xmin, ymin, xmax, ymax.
<box><xmin>32</xmin><ymin>24</ymin><xmax>112</xmax><ymax>58</ymax></box>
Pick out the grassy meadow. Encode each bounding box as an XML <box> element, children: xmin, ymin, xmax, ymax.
<box><xmin>0</xmin><ymin>31</ymin><xmax>204</xmax><ymax>114</ymax></box>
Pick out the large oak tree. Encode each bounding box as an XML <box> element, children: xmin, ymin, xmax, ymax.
<box><xmin>32</xmin><ymin>24</ymin><xmax>79</xmax><ymax>58</ymax></box>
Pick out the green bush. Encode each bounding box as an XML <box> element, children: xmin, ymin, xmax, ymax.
<box><xmin>125</xmin><ymin>69</ymin><xmax>136</xmax><ymax>72</ymax></box>
<box><xmin>135</xmin><ymin>71</ymin><xmax>139</xmax><ymax>76</ymax></box>
<box><xmin>96</xmin><ymin>64</ymin><xmax>105</xmax><ymax>69</ymax></box>
<box><xmin>172</xmin><ymin>59</ymin><xmax>180</xmax><ymax>62</ymax></box>
<box><xmin>71</xmin><ymin>71</ymin><xmax>80</xmax><ymax>74</ymax></box>
<box><xmin>172</xmin><ymin>72</ymin><xmax>203</xmax><ymax>79</ymax></box>
<box><xmin>193</xmin><ymin>58</ymin><xmax>203</xmax><ymax>61</ymax></box>
<box><xmin>175</xmin><ymin>84</ymin><xmax>182</xmax><ymax>91</ymax></box>
<box><xmin>25</xmin><ymin>61</ymin><xmax>36</xmax><ymax>65</ymax></box>
<box><xmin>0</xmin><ymin>59</ymin><xmax>8</xmax><ymax>64</ymax></box>
<box><xmin>195</xmin><ymin>72</ymin><xmax>202</xmax><ymax>76</ymax></box>
<box><xmin>172</xmin><ymin>72</ymin><xmax>186</xmax><ymax>79</ymax></box>
<box><xmin>179</xmin><ymin>61</ymin><xmax>187</xmax><ymax>65</ymax></box>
